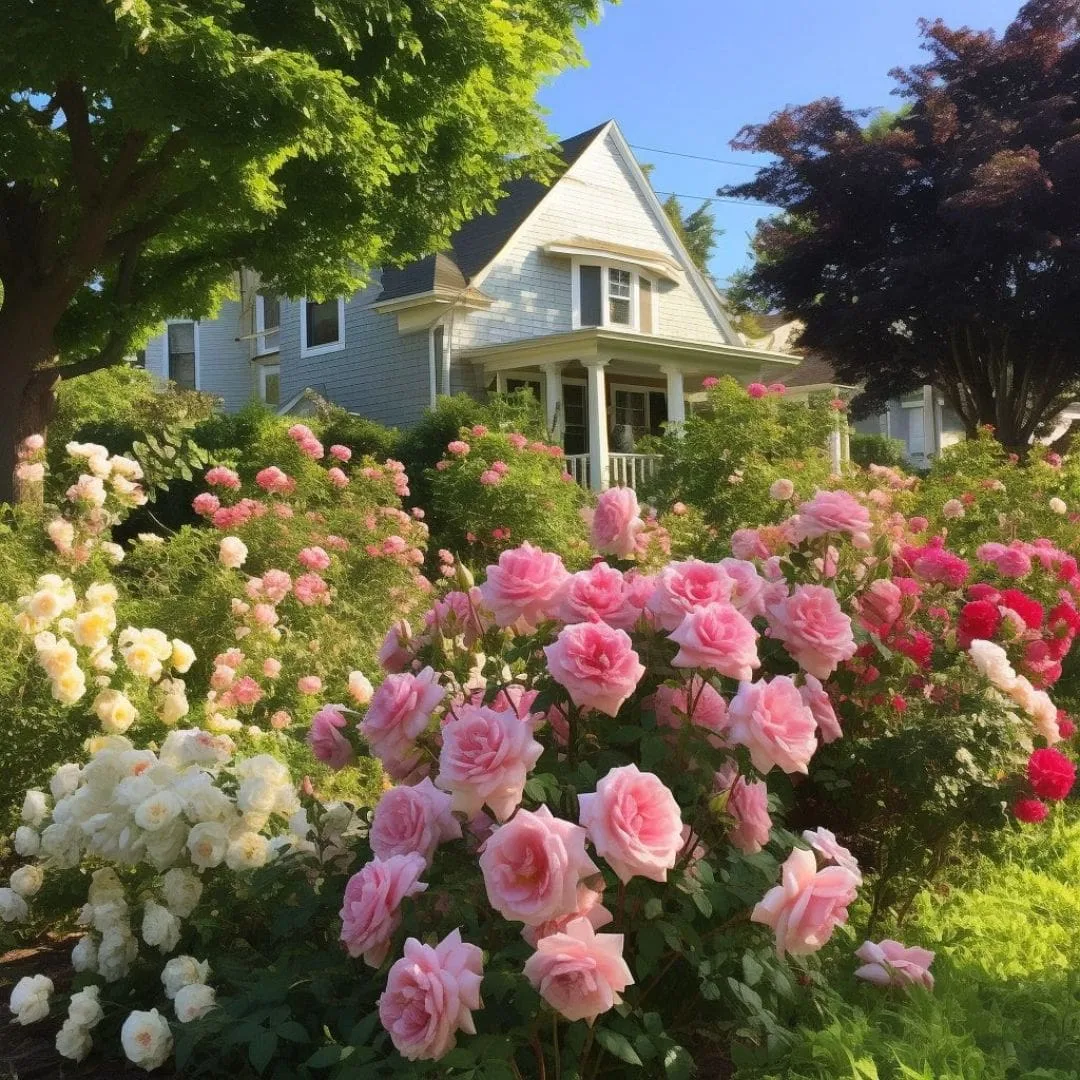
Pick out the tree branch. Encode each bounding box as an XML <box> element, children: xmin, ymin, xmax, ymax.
<box><xmin>55</xmin><ymin>79</ymin><xmax>103</xmax><ymax>206</ymax></box>
<box><xmin>47</xmin><ymin>334</ymin><xmax>132</xmax><ymax>382</ymax></box>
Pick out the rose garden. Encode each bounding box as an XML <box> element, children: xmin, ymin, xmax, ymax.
<box><xmin>0</xmin><ymin>371</ymin><xmax>1078</xmax><ymax>1078</ymax></box>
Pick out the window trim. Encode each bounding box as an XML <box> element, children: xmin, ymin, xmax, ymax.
<box><xmin>165</xmin><ymin>318</ymin><xmax>200</xmax><ymax>390</ymax></box>
<box><xmin>571</xmin><ymin>258</ymin><xmax>659</xmax><ymax>334</ymax></box>
<box><xmin>255</xmin><ymin>293</ymin><xmax>281</xmax><ymax>356</ymax></box>
<box><xmin>258</xmin><ymin>362</ymin><xmax>281</xmax><ymax>408</ymax></box>
<box><xmin>299</xmin><ymin>296</ymin><xmax>346</xmax><ymax>358</ymax></box>
<box><xmin>610</xmin><ymin>382</ymin><xmax>654</xmax><ymax>436</ymax></box>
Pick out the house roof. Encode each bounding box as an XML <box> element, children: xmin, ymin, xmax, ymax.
<box><xmin>377</xmin><ymin>122</ymin><xmax>611</xmax><ymax>302</ymax></box>
<box><xmin>784</xmin><ymin>352</ymin><xmax>848</xmax><ymax>388</ymax></box>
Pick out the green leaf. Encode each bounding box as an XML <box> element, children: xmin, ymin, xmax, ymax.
<box><xmin>663</xmin><ymin>1044</ymin><xmax>694</xmax><ymax>1080</ymax></box>
<box><xmin>304</xmin><ymin>1044</ymin><xmax>350</xmax><ymax>1068</ymax></box>
<box><xmin>643</xmin><ymin>897</ymin><xmax>663</xmax><ymax>920</ymax></box>
<box><xmin>248</xmin><ymin>1029</ymin><xmax>277</xmax><ymax>1074</ymax></box>
<box><xmin>276</xmin><ymin>1020</ymin><xmax>309</xmax><ymax>1043</ymax></box>
<box><xmin>742</xmin><ymin>953</ymin><xmax>764</xmax><ymax>987</ymax></box>
<box><xmin>347</xmin><ymin>1012</ymin><xmax>379</xmax><ymax>1046</ymax></box>
<box><xmin>595</xmin><ymin>1028</ymin><xmax>643</xmax><ymax>1067</ymax></box>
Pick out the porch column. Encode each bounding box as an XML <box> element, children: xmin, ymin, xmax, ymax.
<box><xmin>542</xmin><ymin>361</ymin><xmax>565</xmax><ymax>444</ymax></box>
<box><xmin>582</xmin><ymin>358</ymin><xmax>610</xmax><ymax>491</ymax></box>
<box><xmin>662</xmin><ymin>365</ymin><xmax>687</xmax><ymax>435</ymax></box>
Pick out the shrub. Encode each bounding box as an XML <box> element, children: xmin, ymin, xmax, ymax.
<box><xmin>849</xmin><ymin>432</ymin><xmax>907</xmax><ymax>469</ymax></box>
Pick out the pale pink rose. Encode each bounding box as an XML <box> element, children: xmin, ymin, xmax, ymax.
<box><xmin>731</xmin><ymin>528</ymin><xmax>769</xmax><ymax>561</ymax></box>
<box><xmin>327</xmin><ymin>467</ymin><xmax>349</xmax><ymax>488</ymax></box>
<box><xmin>231</xmin><ymin>675</ymin><xmax>262</xmax><ymax>705</ymax></box>
<box><xmin>751</xmin><ymin>846</ymin><xmax>859</xmax><ymax>957</ymax></box>
<box><xmin>252</xmin><ymin>603</ymin><xmax>278</xmax><ymax>628</ymax></box>
<box><xmin>647</xmin><ymin>560</ymin><xmax>736</xmax><ymax>631</ymax></box>
<box><xmin>293</xmin><ymin>572</ymin><xmax>330</xmax><ymax>606</ymax></box>
<box><xmin>205</xmin><ymin>466</ymin><xmax>241</xmax><ymax>490</ymax></box>
<box><xmin>856</xmin><ymin>579</ymin><xmax>904</xmax><ymax>638</ymax></box>
<box><xmin>555</xmin><ymin>562</ymin><xmax>640</xmax><ymax>630</ymax></box>
<box><xmin>218</xmin><ymin>536</ymin><xmax>248</xmax><ymax>570</ymax></box>
<box><xmin>544</xmin><ymin>622</ymin><xmax>644</xmax><ymax>717</ymax></box>
<box><xmin>308</xmin><ymin>705</ymin><xmax>355</xmax><ymax>770</ymax></box>
<box><xmin>767</xmin><ymin>585</ymin><xmax>856</xmax><ymax>680</ymax></box>
<box><xmin>793</xmin><ymin>490</ymin><xmax>872</xmax><ymax>543</ymax></box>
<box><xmin>587</xmin><ymin>488</ymin><xmax>644</xmax><ymax>559</ymax></box>
<box><xmin>378</xmin><ymin>929</ymin><xmax>483</xmax><ymax>1061</ymax></box>
<box><xmin>799</xmin><ymin>675</ymin><xmax>842</xmax><ymax>744</ymax></box>
<box><xmin>370</xmin><ymin>778</ymin><xmax>462</xmax><ymax>866</ymax></box>
<box><xmin>361</xmin><ymin>667</ymin><xmax>445</xmax><ymax>779</ymax></box>
<box><xmin>437</xmin><ymin>704</ymin><xmax>543</xmax><ymax>820</ymax></box>
<box><xmin>298</xmin><ymin>546</ymin><xmax>331</xmax><ymax>571</ymax></box>
<box><xmin>715</xmin><ymin>763</ymin><xmax>772</xmax><ymax>854</ymax></box>
<box><xmin>669</xmin><ymin>602</ymin><xmax>760</xmax><ymax>680</ymax></box>
<box><xmin>378</xmin><ymin>619</ymin><xmax>413</xmax><ymax>673</ymax></box>
<box><xmin>260</xmin><ymin>569</ymin><xmax>292</xmax><ymax>603</ymax></box>
<box><xmin>770</xmin><ymin>478</ymin><xmax>795</xmax><ymax>501</ymax></box>
<box><xmin>523</xmin><ymin>917</ymin><xmax>634</xmax><ymax>1023</ymax></box>
<box><xmin>727</xmin><ymin>676</ymin><xmax>818</xmax><ymax>775</ymax></box>
<box><xmin>330</xmin><ymin>444</ymin><xmax>352</xmax><ymax>462</ymax></box>
<box><xmin>578</xmin><ymin>764</ymin><xmax>682</xmax><ymax>883</ymax></box>
<box><xmin>297</xmin><ymin>675</ymin><xmax>323</xmax><ymax>695</ymax></box>
<box><xmin>719</xmin><ymin>558</ymin><xmax>768</xmax><ymax>618</ymax></box>
<box><xmin>255</xmin><ymin>466</ymin><xmax>294</xmax><ymax>495</ymax></box>
<box><xmin>648</xmin><ymin>677</ymin><xmax>729</xmax><ymax>747</ymax></box>
<box><xmin>210</xmin><ymin>664</ymin><xmax>236</xmax><ymax>691</ymax></box>
<box><xmin>479</xmin><ymin>543</ymin><xmax>570</xmax><ymax>629</ymax></box>
<box><xmin>996</xmin><ymin>547</ymin><xmax>1032</xmax><ymax>578</ymax></box>
<box><xmin>348</xmin><ymin>671</ymin><xmax>374</xmax><ymax>704</ymax></box>
<box><xmin>521</xmin><ymin>883</ymin><xmax>613</xmax><ymax>947</ymax></box>
<box><xmin>270</xmin><ymin>710</ymin><xmax>291</xmax><ymax>729</ymax></box>
<box><xmin>479</xmin><ymin>806</ymin><xmax>598</xmax><ymax>925</ymax></box>
<box><xmin>192</xmin><ymin>492</ymin><xmax>221</xmax><ymax>517</ymax></box>
<box><xmin>339</xmin><ymin>853</ymin><xmax>427</xmax><ymax>967</ymax></box>
<box><xmin>802</xmin><ymin>827</ymin><xmax>862</xmax><ymax>882</ymax></box>
<box><xmin>263</xmin><ymin>658</ymin><xmax>282</xmax><ymax>679</ymax></box>
<box><xmin>854</xmin><ymin>939</ymin><xmax>934</xmax><ymax>990</ymax></box>
<box><xmin>22</xmin><ymin>433</ymin><xmax>45</xmax><ymax>453</ymax></box>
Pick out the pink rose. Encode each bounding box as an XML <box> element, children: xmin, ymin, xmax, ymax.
<box><xmin>854</xmin><ymin>939</ymin><xmax>934</xmax><ymax>990</ymax></box>
<box><xmin>308</xmin><ymin>705</ymin><xmax>355</xmax><ymax>770</ymax></box>
<box><xmin>479</xmin><ymin>543</ymin><xmax>570</xmax><ymax>630</ymax></box>
<box><xmin>669</xmin><ymin>601</ymin><xmax>759</xmax><ymax>680</ymax></box>
<box><xmin>370</xmin><ymin>778</ymin><xmax>462</xmax><ymax>866</ymax></box>
<box><xmin>378</xmin><ymin>619</ymin><xmax>413</xmax><ymax>673</ymax></box>
<box><xmin>437</xmin><ymin>704</ymin><xmax>543</xmax><ymax>820</ymax></box>
<box><xmin>727</xmin><ymin>676</ymin><xmax>818</xmax><ymax>775</ymax></box>
<box><xmin>731</xmin><ymin>528</ymin><xmax>769</xmax><ymax>561</ymax></box>
<box><xmin>479</xmin><ymin>806</ymin><xmax>599</xmax><ymax>925</ymax></box>
<box><xmin>330</xmin><ymin>444</ymin><xmax>352</xmax><ymax>462</ymax></box>
<box><xmin>719</xmin><ymin>558</ymin><xmax>768</xmax><ymax>618</ymax></box>
<box><xmin>587</xmin><ymin>487</ymin><xmax>644</xmax><ymax>558</ymax></box>
<box><xmin>856</xmin><ymin>579</ymin><xmax>903</xmax><ymax>638</ymax></box>
<box><xmin>360</xmin><ymin>667</ymin><xmax>445</xmax><ymax>779</ymax></box>
<box><xmin>521</xmin><ymin>883</ymin><xmax>613</xmax><ymax>947</ymax></box>
<box><xmin>555</xmin><ymin>562</ymin><xmax>641</xmax><ymax>630</ymax></box>
<box><xmin>751</xmin><ymin>846</ymin><xmax>859</xmax><ymax>957</ymax></box>
<box><xmin>793</xmin><ymin>490</ymin><xmax>871</xmax><ymax>544</ymax></box>
<box><xmin>715</xmin><ymin>763</ymin><xmax>772</xmax><ymax>854</ymax></box>
<box><xmin>339</xmin><ymin>853</ymin><xmax>427</xmax><ymax>967</ymax></box>
<box><xmin>544</xmin><ymin>622</ymin><xmax>644</xmax><ymax>717</ymax></box>
<box><xmin>578</xmin><ymin>764</ymin><xmax>682</xmax><ymax>883</ymax></box>
<box><xmin>767</xmin><ymin>585</ymin><xmax>856</xmax><ymax>680</ymax></box>
<box><xmin>747</xmin><ymin>382</ymin><xmax>767</xmax><ymax>398</ymax></box>
<box><xmin>802</xmin><ymin>827</ymin><xmax>862</xmax><ymax>882</ymax></box>
<box><xmin>297</xmin><ymin>675</ymin><xmax>323</xmax><ymax>695</ymax></box>
<box><xmin>647</xmin><ymin>560</ymin><xmax>735</xmax><ymax>631</ymax></box>
<box><xmin>192</xmin><ymin>492</ymin><xmax>220</xmax><ymax>517</ymax></box>
<box><xmin>523</xmin><ymin>917</ymin><xmax>634</xmax><ymax>1023</ymax></box>
<box><xmin>648</xmin><ymin>677</ymin><xmax>729</xmax><ymax>746</ymax></box>
<box><xmin>205</xmin><ymin>466</ymin><xmax>242</xmax><ymax>490</ymax></box>
<box><xmin>378</xmin><ymin>929</ymin><xmax>483</xmax><ymax>1061</ymax></box>
<box><xmin>799</xmin><ymin>675</ymin><xmax>842</xmax><ymax>744</ymax></box>
<box><xmin>298</xmin><ymin>546</ymin><xmax>331</xmax><ymax>571</ymax></box>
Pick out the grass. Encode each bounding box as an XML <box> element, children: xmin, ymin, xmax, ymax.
<box><xmin>735</xmin><ymin>805</ymin><xmax>1080</xmax><ymax>1080</ymax></box>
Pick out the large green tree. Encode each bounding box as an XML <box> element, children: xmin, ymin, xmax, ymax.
<box><xmin>0</xmin><ymin>0</ymin><xmax>601</xmax><ymax>499</ymax></box>
<box><xmin>722</xmin><ymin>0</ymin><xmax>1080</xmax><ymax>450</ymax></box>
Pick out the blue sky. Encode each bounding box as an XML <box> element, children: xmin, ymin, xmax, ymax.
<box><xmin>538</xmin><ymin>0</ymin><xmax>1021</xmax><ymax>284</ymax></box>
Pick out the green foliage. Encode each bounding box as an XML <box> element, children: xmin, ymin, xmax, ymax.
<box><xmin>315</xmin><ymin>402</ymin><xmax>402</xmax><ymax>462</ymax></box>
<box><xmin>849</xmin><ymin>433</ymin><xmax>907</xmax><ymax>470</ymax></box>
<box><xmin>662</xmin><ymin>194</ymin><xmax>721</xmax><ymax>272</ymax></box>
<box><xmin>642</xmin><ymin>377</ymin><xmax>835</xmax><ymax>554</ymax></box>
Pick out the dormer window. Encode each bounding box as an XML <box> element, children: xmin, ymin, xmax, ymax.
<box><xmin>573</xmin><ymin>260</ymin><xmax>658</xmax><ymax>333</ymax></box>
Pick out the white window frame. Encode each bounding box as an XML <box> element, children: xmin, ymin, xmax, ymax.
<box><xmin>300</xmin><ymin>296</ymin><xmax>346</xmax><ymax>358</ymax></box>
<box><xmin>165</xmin><ymin>318</ymin><xmax>200</xmax><ymax>390</ymax></box>
<box><xmin>255</xmin><ymin>293</ymin><xmax>281</xmax><ymax>356</ymax></box>
<box><xmin>258</xmin><ymin>362</ymin><xmax>281</xmax><ymax>407</ymax></box>
<box><xmin>571</xmin><ymin>258</ymin><xmax>660</xmax><ymax>334</ymax></box>
<box><xmin>610</xmin><ymin>382</ymin><xmax>654</xmax><ymax>435</ymax></box>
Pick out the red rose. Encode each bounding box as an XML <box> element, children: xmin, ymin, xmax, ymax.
<box><xmin>1013</xmin><ymin>797</ymin><xmax>1049</xmax><ymax>824</ymax></box>
<box><xmin>999</xmin><ymin>589</ymin><xmax>1044</xmax><ymax>630</ymax></box>
<box><xmin>957</xmin><ymin>600</ymin><xmax>1002</xmax><ymax>649</ymax></box>
<box><xmin>895</xmin><ymin>630</ymin><xmax>933</xmax><ymax>667</ymax></box>
<box><xmin>1026</xmin><ymin>747</ymin><xmax>1076</xmax><ymax>801</ymax></box>
<box><xmin>1057</xmin><ymin>711</ymin><xmax>1076</xmax><ymax>739</ymax></box>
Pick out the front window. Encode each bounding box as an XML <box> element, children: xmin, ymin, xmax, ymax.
<box><xmin>506</xmin><ymin>377</ymin><xmax>541</xmax><ymax>399</ymax></box>
<box><xmin>563</xmin><ymin>383</ymin><xmax>588</xmax><ymax>456</ymax></box>
<box><xmin>301</xmin><ymin>297</ymin><xmax>345</xmax><ymax>356</ymax></box>
<box><xmin>167</xmin><ymin>322</ymin><xmax>197</xmax><ymax>390</ymax></box>
<box><xmin>255</xmin><ymin>292</ymin><xmax>280</xmax><ymax>355</ymax></box>
<box><xmin>259</xmin><ymin>364</ymin><xmax>281</xmax><ymax>407</ymax></box>
<box><xmin>576</xmin><ymin>263</ymin><xmax>657</xmax><ymax>333</ymax></box>
<box><xmin>608</xmin><ymin>269</ymin><xmax>632</xmax><ymax>325</ymax></box>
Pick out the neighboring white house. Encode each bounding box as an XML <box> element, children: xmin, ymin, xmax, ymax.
<box><xmin>140</xmin><ymin>120</ymin><xmax>797</xmax><ymax>489</ymax></box>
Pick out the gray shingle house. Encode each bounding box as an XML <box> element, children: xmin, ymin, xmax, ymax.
<box><xmin>142</xmin><ymin>120</ymin><xmax>796</xmax><ymax>489</ymax></box>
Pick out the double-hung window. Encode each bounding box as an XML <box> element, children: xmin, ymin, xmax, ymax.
<box><xmin>300</xmin><ymin>297</ymin><xmax>346</xmax><ymax>357</ymax></box>
<box><xmin>167</xmin><ymin>321</ymin><xmax>198</xmax><ymax>390</ymax></box>
<box><xmin>255</xmin><ymin>292</ymin><xmax>281</xmax><ymax>355</ymax></box>
<box><xmin>575</xmin><ymin>262</ymin><xmax>657</xmax><ymax>333</ymax></box>
<box><xmin>259</xmin><ymin>364</ymin><xmax>281</xmax><ymax>407</ymax></box>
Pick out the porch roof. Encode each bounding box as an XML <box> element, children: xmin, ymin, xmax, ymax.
<box><xmin>461</xmin><ymin>327</ymin><xmax>800</xmax><ymax>378</ymax></box>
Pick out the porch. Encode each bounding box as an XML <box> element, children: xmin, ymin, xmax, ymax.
<box><xmin>463</xmin><ymin>327</ymin><xmax>798</xmax><ymax>490</ymax></box>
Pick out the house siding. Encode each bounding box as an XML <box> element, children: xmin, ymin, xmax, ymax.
<box><xmin>196</xmin><ymin>300</ymin><xmax>253</xmax><ymax>411</ymax></box>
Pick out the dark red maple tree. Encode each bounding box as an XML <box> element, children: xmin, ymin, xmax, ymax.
<box><xmin>724</xmin><ymin>0</ymin><xmax>1080</xmax><ymax>449</ymax></box>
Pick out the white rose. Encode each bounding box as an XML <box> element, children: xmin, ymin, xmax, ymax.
<box><xmin>170</xmin><ymin>639</ymin><xmax>196</xmax><ymax>673</ymax></box>
<box><xmin>86</xmin><ymin>582</ymin><xmax>119</xmax><ymax>606</ymax></box>
<box><xmin>14</xmin><ymin>826</ymin><xmax>40</xmax><ymax>856</ymax></box>
<box><xmin>67</xmin><ymin>985</ymin><xmax>104</xmax><ymax>1029</ymax></box>
<box><xmin>186</xmin><ymin>821</ymin><xmax>229</xmax><ymax>869</ymax></box>
<box><xmin>348</xmin><ymin>670</ymin><xmax>374</xmax><ymax>705</ymax></box>
<box><xmin>235</xmin><ymin>754</ymin><xmax>290</xmax><ymax>786</ymax></box>
<box><xmin>158</xmin><ymin>691</ymin><xmax>190</xmax><ymax>726</ymax></box>
<box><xmin>88</xmin><ymin>866</ymin><xmax>125</xmax><ymax>906</ymax></box>
<box><xmin>218</xmin><ymin>536</ymin><xmax>248</xmax><ymax>570</ymax></box>
<box><xmin>9</xmin><ymin>974</ymin><xmax>53</xmax><ymax>1024</ymax></box>
<box><xmin>968</xmin><ymin>639</ymin><xmax>1017</xmax><ymax>691</ymax></box>
<box><xmin>1050</xmin><ymin>497</ymin><xmax>1067</xmax><ymax>514</ymax></box>
<box><xmin>142</xmin><ymin>901</ymin><xmax>181</xmax><ymax>953</ymax></box>
<box><xmin>10</xmin><ymin>864</ymin><xmax>44</xmax><ymax>897</ymax></box>
<box><xmin>225</xmin><ymin>832</ymin><xmax>270</xmax><ymax>872</ymax></box>
<box><xmin>56</xmin><ymin>1018</ymin><xmax>93</xmax><ymax>1061</ymax></box>
<box><xmin>161</xmin><ymin>868</ymin><xmax>203</xmax><ymax>918</ymax></box>
<box><xmin>121</xmin><ymin>1008</ymin><xmax>173</xmax><ymax>1071</ymax></box>
<box><xmin>40</xmin><ymin>822</ymin><xmax>82</xmax><ymax>868</ymax></box>
<box><xmin>0</xmin><ymin>887</ymin><xmax>29</xmax><ymax>923</ymax></box>
<box><xmin>134</xmin><ymin>790</ymin><xmax>183</xmax><ymax>832</ymax></box>
<box><xmin>22</xmin><ymin>788</ymin><xmax>49</xmax><ymax>826</ymax></box>
<box><xmin>51</xmin><ymin>666</ymin><xmax>87</xmax><ymax>705</ymax></box>
<box><xmin>142</xmin><ymin>819</ymin><xmax>191</xmax><ymax>871</ymax></box>
<box><xmin>237</xmin><ymin>777</ymin><xmax>278</xmax><ymax>817</ymax></box>
<box><xmin>50</xmin><ymin>762</ymin><xmax>82</xmax><ymax>798</ymax></box>
<box><xmin>74</xmin><ymin>606</ymin><xmax>116</xmax><ymax>648</ymax></box>
<box><xmin>72</xmin><ymin>934</ymin><xmax>99</xmax><ymax>973</ymax></box>
<box><xmin>93</xmin><ymin>688</ymin><xmax>138</xmax><ymax>734</ymax></box>
<box><xmin>161</xmin><ymin>955</ymin><xmax>211</xmax><ymax>1000</ymax></box>
<box><xmin>98</xmin><ymin>925</ymin><xmax>138</xmax><ymax>982</ymax></box>
<box><xmin>174</xmin><ymin>982</ymin><xmax>216</xmax><ymax>1023</ymax></box>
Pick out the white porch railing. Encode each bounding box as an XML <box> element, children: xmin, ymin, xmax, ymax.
<box><xmin>563</xmin><ymin>453</ymin><xmax>660</xmax><ymax>491</ymax></box>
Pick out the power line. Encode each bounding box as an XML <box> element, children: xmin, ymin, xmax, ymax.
<box><xmin>653</xmin><ymin>189</ymin><xmax>777</xmax><ymax>210</ymax></box>
<box><xmin>630</xmin><ymin>143</ymin><xmax>761</xmax><ymax>170</ymax></box>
